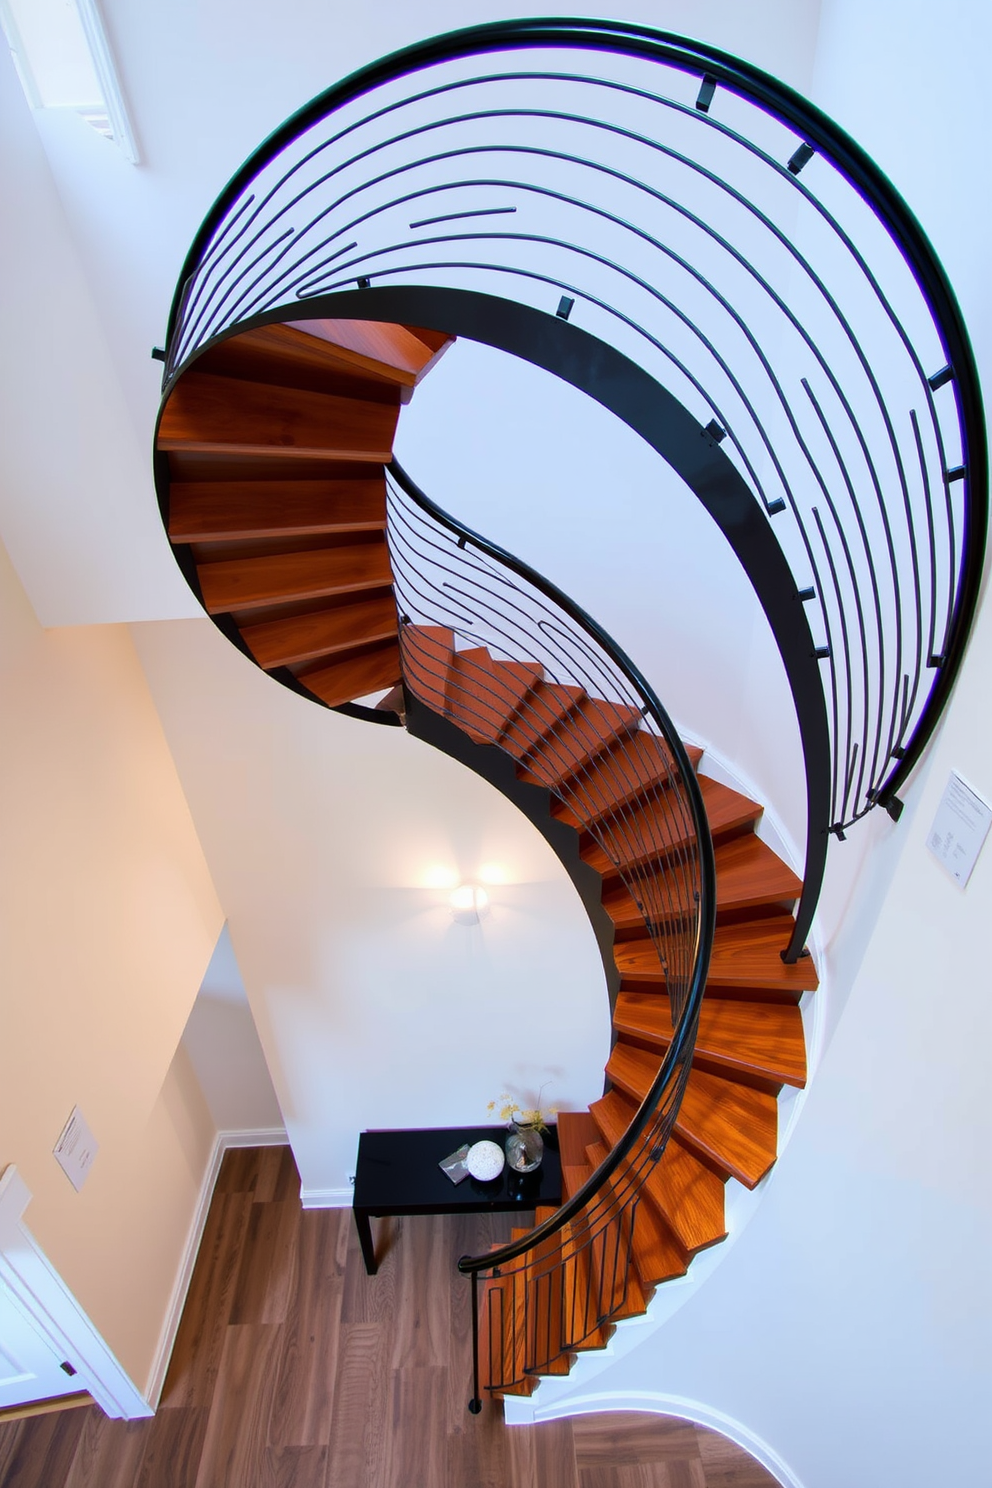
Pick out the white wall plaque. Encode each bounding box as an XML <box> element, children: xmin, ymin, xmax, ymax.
<box><xmin>53</xmin><ymin>1107</ymin><xmax>99</xmax><ymax>1192</ymax></box>
<box><xmin>926</xmin><ymin>770</ymin><xmax>992</xmax><ymax>889</ymax></box>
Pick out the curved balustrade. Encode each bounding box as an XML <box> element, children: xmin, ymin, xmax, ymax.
<box><xmin>157</xmin><ymin>15</ymin><xmax>986</xmax><ymax>1405</ymax></box>
<box><xmin>386</xmin><ymin>459</ymin><xmax>715</xmax><ymax>1395</ymax></box>
<box><xmin>162</xmin><ymin>18</ymin><xmax>987</xmax><ymax>963</ymax></box>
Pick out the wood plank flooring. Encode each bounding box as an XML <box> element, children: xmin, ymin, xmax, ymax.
<box><xmin>0</xmin><ymin>1147</ymin><xmax>780</xmax><ymax>1487</ymax></box>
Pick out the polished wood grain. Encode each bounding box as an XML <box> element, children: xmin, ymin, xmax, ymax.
<box><xmin>614</xmin><ymin>918</ymin><xmax>818</xmax><ymax>999</ymax></box>
<box><xmin>399</xmin><ymin>625</ymin><xmax>455</xmax><ymax>713</ymax></box>
<box><xmin>197</xmin><ymin>538</ymin><xmax>393</xmax><ymax>614</ymax></box>
<box><xmin>0</xmin><ymin>1149</ymin><xmax>779</xmax><ymax>1487</ymax></box>
<box><xmin>297</xmin><ymin>640</ymin><xmax>401</xmax><ymax>707</ymax></box>
<box><xmin>241</xmin><ymin>594</ymin><xmax>398</xmax><ymax>670</ymax></box>
<box><xmin>445</xmin><ymin>651</ymin><xmax>543</xmax><ymax>745</ymax></box>
<box><xmin>168</xmin><ymin>476</ymin><xmax>387</xmax><ymax>543</ymax></box>
<box><xmin>612</xmin><ymin>993</ymin><xmax>807</xmax><ymax>1091</ymax></box>
<box><xmin>580</xmin><ymin>779</ymin><xmax>762</xmax><ymax>881</ymax></box>
<box><xmin>602</xmin><ymin>835</ymin><xmax>801</xmax><ymax>934</ymax></box>
<box><xmin>158</xmin><ymin>372</ymin><xmax>399</xmax><ymax>462</ymax></box>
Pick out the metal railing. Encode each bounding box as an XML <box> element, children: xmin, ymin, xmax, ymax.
<box><xmin>386</xmin><ymin>459</ymin><xmax>715</xmax><ymax>1400</ymax></box>
<box><xmin>158</xmin><ymin>15</ymin><xmax>988</xmax><ymax>1398</ymax></box>
<box><xmin>161</xmin><ymin>19</ymin><xmax>987</xmax><ymax>964</ymax></box>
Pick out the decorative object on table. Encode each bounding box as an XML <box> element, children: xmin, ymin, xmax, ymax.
<box><xmin>505</xmin><ymin>1119</ymin><xmax>544</xmax><ymax>1173</ymax></box>
<box><xmin>438</xmin><ymin>1142</ymin><xmax>471</xmax><ymax>1184</ymax></box>
<box><xmin>465</xmin><ymin>1139</ymin><xmax>505</xmax><ymax>1181</ymax></box>
<box><xmin>488</xmin><ymin>1085</ymin><xmax>556</xmax><ymax>1174</ymax></box>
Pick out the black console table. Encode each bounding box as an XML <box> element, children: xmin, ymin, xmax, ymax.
<box><xmin>352</xmin><ymin>1124</ymin><xmax>562</xmax><ymax>1274</ymax></box>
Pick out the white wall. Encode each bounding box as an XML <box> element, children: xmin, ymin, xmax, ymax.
<box><xmin>180</xmin><ymin>924</ymin><xmax>285</xmax><ymax>1134</ymax></box>
<box><xmin>523</xmin><ymin>5</ymin><xmax>992</xmax><ymax>1484</ymax></box>
<box><xmin>0</xmin><ymin>537</ymin><xmax>223</xmax><ymax>1391</ymax></box>
<box><xmin>132</xmin><ymin>615</ymin><xmax>612</xmax><ymax>1200</ymax></box>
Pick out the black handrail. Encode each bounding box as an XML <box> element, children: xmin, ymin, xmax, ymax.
<box><xmin>160</xmin><ymin>17</ymin><xmax>987</xmax><ymax>968</ymax></box>
<box><xmin>385</xmin><ymin>456</ymin><xmax>716</xmax><ymax>1289</ymax></box>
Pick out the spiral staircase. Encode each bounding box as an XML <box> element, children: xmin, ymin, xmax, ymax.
<box><xmin>156</xmin><ymin>312</ymin><xmax>817</xmax><ymax>1396</ymax></box>
<box><xmin>154</xmin><ymin>18</ymin><xmax>985</xmax><ymax>1410</ymax></box>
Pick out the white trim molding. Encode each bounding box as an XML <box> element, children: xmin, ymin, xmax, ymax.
<box><xmin>144</xmin><ymin>1125</ymin><xmax>286</xmax><ymax>1406</ymax></box>
<box><xmin>505</xmin><ymin>1389</ymin><xmax>804</xmax><ymax>1488</ymax></box>
<box><xmin>300</xmin><ymin>1186</ymin><xmax>354</xmax><ymax>1210</ymax></box>
<box><xmin>0</xmin><ymin>1165</ymin><xmax>150</xmax><ymax>1420</ymax></box>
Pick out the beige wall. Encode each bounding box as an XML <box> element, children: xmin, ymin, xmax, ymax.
<box><xmin>0</xmin><ymin>537</ymin><xmax>223</xmax><ymax>1390</ymax></box>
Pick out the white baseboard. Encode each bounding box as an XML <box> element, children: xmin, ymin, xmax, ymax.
<box><xmin>506</xmin><ymin>1390</ymin><xmax>803</xmax><ymax>1488</ymax></box>
<box><xmin>300</xmin><ymin>1186</ymin><xmax>353</xmax><ymax>1209</ymax></box>
<box><xmin>144</xmin><ymin>1125</ymin><xmax>287</xmax><ymax>1406</ymax></box>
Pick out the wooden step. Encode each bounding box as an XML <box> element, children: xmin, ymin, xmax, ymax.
<box><xmin>196</xmin><ymin>539</ymin><xmax>392</xmax><ymax>614</ymax></box>
<box><xmin>400</xmin><ymin>625</ymin><xmax>455</xmax><ymax>712</ymax></box>
<box><xmin>581</xmin><ymin>778</ymin><xmax>762</xmax><ymax>880</ymax></box>
<box><xmin>612</xmin><ymin>991</ymin><xmax>807</xmax><ymax>1090</ymax></box>
<box><xmin>500</xmin><ymin>681</ymin><xmax>585</xmax><ymax>758</ymax></box>
<box><xmin>557</xmin><ymin>1112</ymin><xmax>600</xmax><ymax>1179</ymax></box>
<box><xmin>518</xmin><ymin>699</ymin><xmax>643</xmax><ymax>790</ymax></box>
<box><xmin>615</xmin><ymin>917</ymin><xmax>818</xmax><ymax>1001</ymax></box>
<box><xmin>168</xmin><ymin>475</ymin><xmax>386</xmax><ymax>543</ymax></box>
<box><xmin>240</xmin><ymin>594</ymin><xmax>398</xmax><ymax>670</ymax></box>
<box><xmin>602</xmin><ymin>834</ymin><xmax>802</xmax><ymax>934</ymax></box>
<box><xmin>159</xmin><ymin>371</ymin><xmax>399</xmax><ymax>461</ymax></box>
<box><xmin>605</xmin><ymin>1044</ymin><xmax>778</xmax><ymax>1188</ymax></box>
<box><xmin>296</xmin><ymin>640</ymin><xmax>400</xmax><ymax>707</ymax></box>
<box><xmin>589</xmin><ymin>1089</ymin><xmax>726</xmax><ymax>1255</ymax></box>
<box><xmin>289</xmin><ymin>319</ymin><xmax>453</xmax><ymax>394</ymax></box>
<box><xmin>550</xmin><ymin>734</ymin><xmax>705</xmax><ymax>830</ymax></box>
<box><xmin>585</xmin><ymin>1139</ymin><xmax>687</xmax><ymax>1287</ymax></box>
<box><xmin>446</xmin><ymin>650</ymin><xmax>543</xmax><ymax>745</ymax></box>
<box><xmin>189</xmin><ymin>324</ymin><xmax>406</xmax><ymax>403</ymax></box>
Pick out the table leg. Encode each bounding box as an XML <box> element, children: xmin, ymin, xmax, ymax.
<box><xmin>353</xmin><ymin>1208</ymin><xmax>377</xmax><ymax>1274</ymax></box>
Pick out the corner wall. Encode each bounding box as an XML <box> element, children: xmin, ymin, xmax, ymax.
<box><xmin>0</xmin><ymin>537</ymin><xmax>223</xmax><ymax>1391</ymax></box>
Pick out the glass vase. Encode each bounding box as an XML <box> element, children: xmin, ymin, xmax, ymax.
<box><xmin>504</xmin><ymin>1120</ymin><xmax>544</xmax><ymax>1174</ymax></box>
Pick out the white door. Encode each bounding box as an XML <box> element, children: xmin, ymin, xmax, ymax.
<box><xmin>0</xmin><ymin>1277</ymin><xmax>81</xmax><ymax>1409</ymax></box>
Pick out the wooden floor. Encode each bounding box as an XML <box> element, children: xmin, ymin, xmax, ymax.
<box><xmin>0</xmin><ymin>1147</ymin><xmax>779</xmax><ymax>1487</ymax></box>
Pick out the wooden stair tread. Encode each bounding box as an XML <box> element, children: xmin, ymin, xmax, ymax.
<box><xmin>446</xmin><ymin>651</ymin><xmax>543</xmax><ymax>744</ymax></box>
<box><xmin>240</xmin><ymin>594</ymin><xmax>398</xmax><ymax>670</ymax></box>
<box><xmin>159</xmin><ymin>371</ymin><xmax>399</xmax><ymax>461</ymax></box>
<box><xmin>518</xmin><ymin>699</ymin><xmax>643</xmax><ymax>789</ymax></box>
<box><xmin>551</xmin><ymin>734</ymin><xmax>705</xmax><ymax>829</ymax></box>
<box><xmin>168</xmin><ymin>476</ymin><xmax>386</xmax><ymax>543</ymax></box>
<box><xmin>401</xmin><ymin>625</ymin><xmax>455</xmax><ymax>712</ymax></box>
<box><xmin>602</xmin><ymin>833</ymin><xmax>801</xmax><ymax>931</ymax></box>
<box><xmin>289</xmin><ymin>318</ymin><xmax>453</xmax><ymax>384</ymax></box>
<box><xmin>605</xmin><ymin>1044</ymin><xmax>778</xmax><ymax>1188</ymax></box>
<box><xmin>589</xmin><ymin>1090</ymin><xmax>726</xmax><ymax>1254</ymax></box>
<box><xmin>613</xmin><ymin>991</ymin><xmax>807</xmax><ymax>1089</ymax></box>
<box><xmin>580</xmin><ymin>777</ymin><xmax>762</xmax><ymax>880</ymax></box>
<box><xmin>501</xmin><ymin>681</ymin><xmax>585</xmax><ymax>758</ymax></box>
<box><xmin>615</xmin><ymin>917</ymin><xmax>818</xmax><ymax>998</ymax></box>
<box><xmin>296</xmin><ymin>641</ymin><xmax>400</xmax><ymax>707</ymax></box>
<box><xmin>197</xmin><ymin>540</ymin><xmax>392</xmax><ymax>614</ymax></box>
<box><xmin>586</xmin><ymin>1139</ymin><xmax>688</xmax><ymax>1287</ymax></box>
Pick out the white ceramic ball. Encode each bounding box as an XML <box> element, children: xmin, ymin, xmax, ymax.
<box><xmin>466</xmin><ymin>1139</ymin><xmax>504</xmax><ymax>1181</ymax></box>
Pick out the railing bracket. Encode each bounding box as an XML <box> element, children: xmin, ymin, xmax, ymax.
<box><xmin>788</xmin><ymin>141</ymin><xmax>815</xmax><ymax>174</ymax></box>
<box><xmin>891</xmin><ymin>745</ymin><xmax>905</xmax><ymax>759</ymax></box>
<box><xmin>703</xmin><ymin>419</ymin><xmax>726</xmax><ymax>442</ymax></box>
<box><xmin>945</xmin><ymin>465</ymin><xmax>966</xmax><ymax>483</ymax></box>
<box><xmin>556</xmin><ymin>295</ymin><xmax>575</xmax><ymax>320</ymax></box>
<box><xmin>798</xmin><ymin>586</ymin><xmax>816</xmax><ymax>602</ymax></box>
<box><xmin>927</xmin><ymin>653</ymin><xmax>945</xmax><ymax>668</ymax></box>
<box><xmin>885</xmin><ymin>794</ymin><xmax>905</xmax><ymax>823</ymax></box>
<box><xmin>357</xmin><ymin>276</ymin><xmax>370</xmax><ymax>288</ymax></box>
<box><xmin>695</xmin><ymin>75</ymin><xmax>716</xmax><ymax>112</ymax></box>
<box><xmin>829</xmin><ymin>823</ymin><xmax>846</xmax><ymax>840</ymax></box>
<box><xmin>151</xmin><ymin>345</ymin><xmax>166</xmax><ymax>361</ymax></box>
<box><xmin>928</xmin><ymin>364</ymin><xmax>954</xmax><ymax>391</ymax></box>
<box><xmin>766</xmin><ymin>498</ymin><xmax>786</xmax><ymax>516</ymax></box>
<box><xmin>814</xmin><ymin>646</ymin><xmax>831</xmax><ymax>659</ymax></box>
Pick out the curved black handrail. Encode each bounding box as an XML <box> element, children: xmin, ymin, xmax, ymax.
<box><xmin>159</xmin><ymin>17</ymin><xmax>988</xmax><ymax>969</ymax></box>
<box><xmin>385</xmin><ymin>457</ymin><xmax>715</xmax><ymax>1299</ymax></box>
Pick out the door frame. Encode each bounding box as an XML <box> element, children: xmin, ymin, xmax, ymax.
<box><xmin>0</xmin><ymin>1166</ymin><xmax>150</xmax><ymax>1420</ymax></box>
